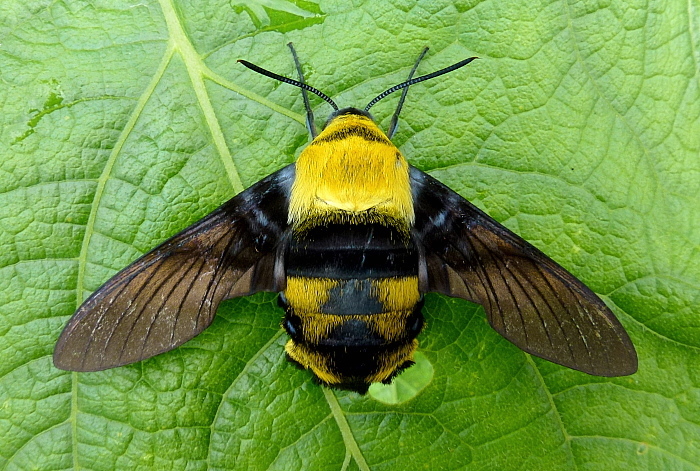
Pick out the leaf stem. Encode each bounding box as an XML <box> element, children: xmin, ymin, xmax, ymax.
<box><xmin>159</xmin><ymin>0</ymin><xmax>245</xmax><ymax>193</ymax></box>
<box><xmin>323</xmin><ymin>389</ymin><xmax>370</xmax><ymax>471</ymax></box>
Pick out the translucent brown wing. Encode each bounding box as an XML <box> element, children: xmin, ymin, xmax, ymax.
<box><xmin>410</xmin><ymin>167</ymin><xmax>637</xmax><ymax>376</ymax></box>
<box><xmin>54</xmin><ymin>165</ymin><xmax>294</xmax><ymax>371</ymax></box>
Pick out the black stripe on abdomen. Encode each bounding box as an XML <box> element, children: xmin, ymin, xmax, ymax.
<box><xmin>286</xmin><ymin>223</ymin><xmax>418</xmax><ymax>279</ymax></box>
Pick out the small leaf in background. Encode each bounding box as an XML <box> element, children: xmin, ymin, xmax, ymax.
<box><xmin>229</xmin><ymin>0</ymin><xmax>323</xmax><ymax>31</ymax></box>
<box><xmin>368</xmin><ymin>352</ymin><xmax>434</xmax><ymax>405</ymax></box>
<box><xmin>1</xmin><ymin>0</ymin><xmax>698</xmax><ymax>470</ymax></box>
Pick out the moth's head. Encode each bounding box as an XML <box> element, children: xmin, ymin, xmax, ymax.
<box><xmin>283</xmin><ymin>308</ymin><xmax>424</xmax><ymax>393</ymax></box>
<box><xmin>322</xmin><ymin>107</ymin><xmax>374</xmax><ymax>130</ymax></box>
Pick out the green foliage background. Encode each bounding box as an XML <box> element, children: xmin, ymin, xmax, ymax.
<box><xmin>1</xmin><ymin>0</ymin><xmax>699</xmax><ymax>469</ymax></box>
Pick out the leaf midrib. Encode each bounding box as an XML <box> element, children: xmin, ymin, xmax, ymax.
<box><xmin>69</xmin><ymin>39</ymin><xmax>175</xmax><ymax>469</ymax></box>
<box><xmin>323</xmin><ymin>388</ymin><xmax>371</xmax><ymax>471</ymax></box>
<box><xmin>67</xmin><ymin>1</ymin><xmax>307</xmax><ymax>465</ymax></box>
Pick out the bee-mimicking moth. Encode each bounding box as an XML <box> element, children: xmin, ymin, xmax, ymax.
<box><xmin>54</xmin><ymin>45</ymin><xmax>637</xmax><ymax>393</ymax></box>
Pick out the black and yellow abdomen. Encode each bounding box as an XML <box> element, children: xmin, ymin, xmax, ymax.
<box><xmin>282</xmin><ymin>223</ymin><xmax>423</xmax><ymax>387</ymax></box>
<box><xmin>282</xmin><ymin>109</ymin><xmax>424</xmax><ymax>390</ymax></box>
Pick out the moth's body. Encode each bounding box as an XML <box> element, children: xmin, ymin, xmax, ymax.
<box><xmin>54</xmin><ymin>51</ymin><xmax>637</xmax><ymax>394</ymax></box>
<box><xmin>283</xmin><ymin>109</ymin><xmax>422</xmax><ymax>387</ymax></box>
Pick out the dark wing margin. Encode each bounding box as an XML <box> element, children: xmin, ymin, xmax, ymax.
<box><xmin>410</xmin><ymin>167</ymin><xmax>637</xmax><ymax>376</ymax></box>
<box><xmin>54</xmin><ymin>165</ymin><xmax>294</xmax><ymax>372</ymax></box>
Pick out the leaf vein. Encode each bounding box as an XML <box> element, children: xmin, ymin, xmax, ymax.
<box><xmin>323</xmin><ymin>389</ymin><xmax>371</xmax><ymax>471</ymax></box>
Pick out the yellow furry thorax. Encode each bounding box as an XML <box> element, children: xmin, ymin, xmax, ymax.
<box><xmin>288</xmin><ymin>113</ymin><xmax>414</xmax><ymax>232</ymax></box>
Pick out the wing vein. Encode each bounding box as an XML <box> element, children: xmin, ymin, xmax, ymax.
<box><xmin>79</xmin><ymin>257</ymin><xmax>166</xmax><ymax>368</ymax></box>
<box><xmin>533</xmin><ymin>264</ymin><xmax>593</xmax><ymax>362</ymax></box>
<box><xmin>111</xmin><ymin>258</ymin><xmax>187</xmax><ymax>363</ymax></box>
<box><xmin>171</xmin><ymin>256</ymin><xmax>212</xmax><ymax>346</ymax></box>
<box><xmin>138</xmin><ymin>256</ymin><xmax>203</xmax><ymax>359</ymax></box>
<box><xmin>500</xmin><ymin>257</ymin><xmax>555</xmax><ymax>349</ymax></box>
<box><xmin>195</xmin><ymin>226</ymin><xmax>243</xmax><ymax>331</ymax></box>
<box><xmin>466</xmin><ymin>235</ymin><xmax>526</xmax><ymax>340</ymax></box>
<box><xmin>457</xmin><ymin>235</ymin><xmax>501</xmax><ymax>321</ymax></box>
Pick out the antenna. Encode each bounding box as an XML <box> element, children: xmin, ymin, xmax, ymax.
<box><xmin>238</xmin><ymin>53</ymin><xmax>479</xmax><ymax>136</ymax></box>
<box><xmin>387</xmin><ymin>47</ymin><xmax>429</xmax><ymax>139</ymax></box>
<box><xmin>365</xmin><ymin>56</ymin><xmax>478</xmax><ymax>112</ymax></box>
<box><xmin>238</xmin><ymin>59</ymin><xmax>339</xmax><ymax>111</ymax></box>
<box><xmin>287</xmin><ymin>43</ymin><xmax>318</xmax><ymax>138</ymax></box>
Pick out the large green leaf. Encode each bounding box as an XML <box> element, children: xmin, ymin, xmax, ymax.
<box><xmin>1</xmin><ymin>0</ymin><xmax>698</xmax><ymax>469</ymax></box>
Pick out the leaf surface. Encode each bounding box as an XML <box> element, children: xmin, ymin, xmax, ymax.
<box><xmin>1</xmin><ymin>0</ymin><xmax>699</xmax><ymax>469</ymax></box>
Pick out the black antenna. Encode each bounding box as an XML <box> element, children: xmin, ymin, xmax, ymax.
<box><xmin>287</xmin><ymin>43</ymin><xmax>317</xmax><ymax>138</ymax></box>
<box><xmin>365</xmin><ymin>56</ymin><xmax>478</xmax><ymax>112</ymax></box>
<box><xmin>387</xmin><ymin>47</ymin><xmax>429</xmax><ymax>139</ymax></box>
<box><xmin>238</xmin><ymin>59</ymin><xmax>339</xmax><ymax>111</ymax></box>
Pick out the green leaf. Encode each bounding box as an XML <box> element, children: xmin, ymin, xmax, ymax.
<box><xmin>368</xmin><ymin>352</ymin><xmax>434</xmax><ymax>405</ymax></box>
<box><xmin>1</xmin><ymin>0</ymin><xmax>699</xmax><ymax>469</ymax></box>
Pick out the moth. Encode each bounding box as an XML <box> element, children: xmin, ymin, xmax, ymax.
<box><xmin>54</xmin><ymin>45</ymin><xmax>637</xmax><ymax>393</ymax></box>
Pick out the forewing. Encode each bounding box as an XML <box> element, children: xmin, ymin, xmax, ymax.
<box><xmin>410</xmin><ymin>167</ymin><xmax>637</xmax><ymax>376</ymax></box>
<box><xmin>54</xmin><ymin>165</ymin><xmax>294</xmax><ymax>371</ymax></box>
